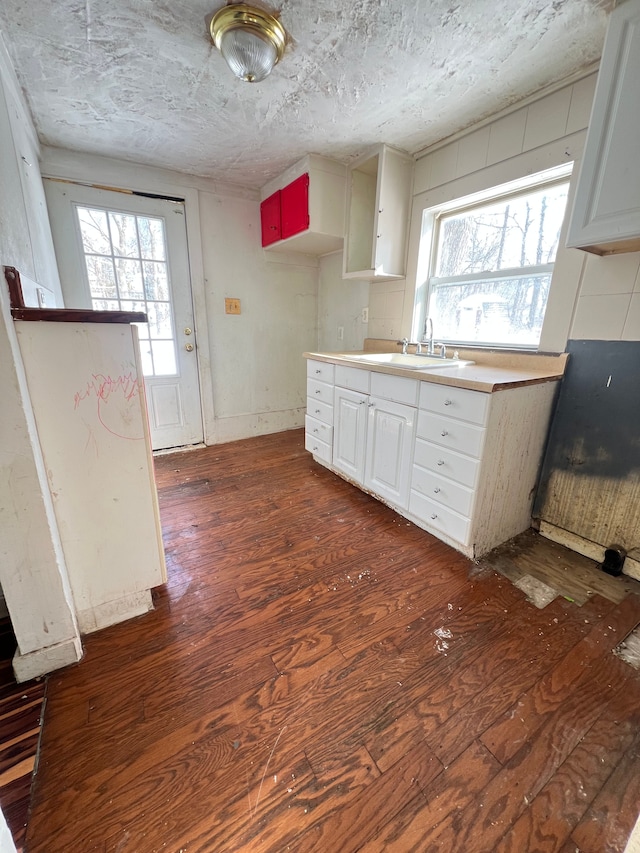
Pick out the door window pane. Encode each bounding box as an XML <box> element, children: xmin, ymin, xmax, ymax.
<box><xmin>151</xmin><ymin>341</ymin><xmax>177</xmax><ymax>375</ymax></box>
<box><xmin>109</xmin><ymin>212</ymin><xmax>139</xmax><ymax>257</ymax></box>
<box><xmin>147</xmin><ymin>302</ymin><xmax>173</xmax><ymax>338</ymax></box>
<box><xmin>138</xmin><ymin>340</ymin><xmax>154</xmax><ymax>376</ymax></box>
<box><xmin>85</xmin><ymin>256</ymin><xmax>117</xmax><ymax>299</ymax></box>
<box><xmin>143</xmin><ymin>261</ymin><xmax>169</xmax><ymax>300</ymax></box>
<box><xmin>75</xmin><ymin>205</ymin><xmax>177</xmax><ymax>376</ymax></box>
<box><xmin>115</xmin><ymin>259</ymin><xmax>144</xmax><ymax>300</ymax></box>
<box><xmin>138</xmin><ymin>218</ymin><xmax>166</xmax><ymax>260</ymax></box>
<box><xmin>77</xmin><ymin>208</ymin><xmax>111</xmax><ymax>255</ymax></box>
<box><xmin>92</xmin><ymin>298</ymin><xmax>120</xmax><ymax>311</ymax></box>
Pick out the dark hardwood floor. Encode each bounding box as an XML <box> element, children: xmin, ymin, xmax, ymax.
<box><xmin>0</xmin><ymin>619</ymin><xmax>45</xmax><ymax>853</ymax></box>
<box><xmin>25</xmin><ymin>429</ymin><xmax>640</xmax><ymax>852</ymax></box>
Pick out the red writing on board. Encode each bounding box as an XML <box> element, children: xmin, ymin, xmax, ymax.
<box><xmin>74</xmin><ymin>372</ymin><xmax>144</xmax><ymax>440</ymax></box>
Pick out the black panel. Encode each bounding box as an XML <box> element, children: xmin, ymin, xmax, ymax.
<box><xmin>534</xmin><ymin>340</ymin><xmax>640</xmax><ymax>515</ymax></box>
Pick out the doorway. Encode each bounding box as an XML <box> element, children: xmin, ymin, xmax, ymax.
<box><xmin>44</xmin><ymin>182</ymin><xmax>204</xmax><ymax>450</ymax></box>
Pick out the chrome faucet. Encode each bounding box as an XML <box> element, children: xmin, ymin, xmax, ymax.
<box><xmin>398</xmin><ymin>337</ymin><xmax>409</xmax><ymax>354</ymax></box>
<box><xmin>422</xmin><ymin>317</ymin><xmax>435</xmax><ymax>355</ymax></box>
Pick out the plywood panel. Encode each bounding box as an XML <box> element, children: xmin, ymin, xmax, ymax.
<box><xmin>15</xmin><ymin>321</ymin><xmax>165</xmax><ymax>629</ymax></box>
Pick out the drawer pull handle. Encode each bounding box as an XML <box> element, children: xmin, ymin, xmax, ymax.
<box><xmin>315</xmin><ymin>389</ymin><xmax>322</xmax><ymax>395</ymax></box>
<box><xmin>313</xmin><ymin>428</ymin><xmax>319</xmax><ymax>433</ymax></box>
<box><xmin>437</xmin><ymin>459</ymin><xmax>445</xmax><ymax>466</ymax></box>
<box><xmin>430</xmin><ymin>513</ymin><xmax>438</xmax><ymax>520</ymax></box>
<box><xmin>441</xmin><ymin>430</ymin><xmax>448</xmax><ymax>437</ymax></box>
<box><xmin>313</xmin><ymin>445</ymin><xmax>319</xmax><ymax>451</ymax></box>
<box><xmin>444</xmin><ymin>399</ymin><xmax>452</xmax><ymax>406</ymax></box>
<box><xmin>433</xmin><ymin>487</ymin><xmax>440</xmax><ymax>493</ymax></box>
<box><xmin>315</xmin><ymin>409</ymin><xmax>321</xmax><ymax>414</ymax></box>
<box><xmin>315</xmin><ymin>369</ymin><xmax>321</xmax><ymax>374</ymax></box>
<box><xmin>368</xmin><ymin>402</ymin><xmax>375</xmax><ymax>407</ymax></box>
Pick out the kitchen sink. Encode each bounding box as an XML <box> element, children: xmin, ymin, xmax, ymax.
<box><xmin>346</xmin><ymin>353</ymin><xmax>474</xmax><ymax>370</ymax></box>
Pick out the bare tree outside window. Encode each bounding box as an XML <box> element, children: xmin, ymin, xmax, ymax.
<box><xmin>76</xmin><ymin>206</ymin><xmax>177</xmax><ymax>376</ymax></box>
<box><xmin>426</xmin><ymin>178</ymin><xmax>570</xmax><ymax>348</ymax></box>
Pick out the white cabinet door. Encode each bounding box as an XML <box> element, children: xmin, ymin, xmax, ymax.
<box><xmin>333</xmin><ymin>387</ymin><xmax>368</xmax><ymax>482</ymax></box>
<box><xmin>566</xmin><ymin>0</ymin><xmax>640</xmax><ymax>254</ymax></box>
<box><xmin>364</xmin><ymin>397</ymin><xmax>416</xmax><ymax>509</ymax></box>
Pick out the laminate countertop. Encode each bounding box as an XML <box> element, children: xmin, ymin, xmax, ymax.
<box><xmin>304</xmin><ymin>347</ymin><xmax>568</xmax><ymax>393</ymax></box>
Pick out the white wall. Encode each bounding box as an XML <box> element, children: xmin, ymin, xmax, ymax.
<box><xmin>317</xmin><ymin>250</ymin><xmax>369</xmax><ymax>351</ymax></box>
<box><xmin>40</xmin><ymin>147</ymin><xmax>320</xmax><ymax>444</ymax></box>
<box><xmin>199</xmin><ymin>192</ymin><xmax>318</xmax><ymax>443</ymax></box>
<box><xmin>370</xmin><ymin>71</ymin><xmax>639</xmax><ymax>351</ymax></box>
<box><xmin>0</xmin><ymin>38</ymin><xmax>82</xmax><ymax>680</ymax></box>
<box><xmin>570</xmin><ymin>251</ymin><xmax>640</xmax><ymax>340</ymax></box>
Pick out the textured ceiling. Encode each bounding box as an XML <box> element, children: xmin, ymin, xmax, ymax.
<box><xmin>0</xmin><ymin>0</ymin><xmax>613</xmax><ymax>190</ymax></box>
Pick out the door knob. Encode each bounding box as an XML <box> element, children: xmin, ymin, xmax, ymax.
<box><xmin>184</xmin><ymin>327</ymin><xmax>193</xmax><ymax>335</ymax></box>
<box><xmin>185</xmin><ymin>343</ymin><xmax>194</xmax><ymax>352</ymax></box>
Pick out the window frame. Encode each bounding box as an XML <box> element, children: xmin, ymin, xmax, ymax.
<box><xmin>419</xmin><ymin>163</ymin><xmax>573</xmax><ymax>351</ymax></box>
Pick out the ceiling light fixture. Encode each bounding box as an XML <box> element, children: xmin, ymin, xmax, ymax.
<box><xmin>209</xmin><ymin>3</ymin><xmax>287</xmax><ymax>83</ymax></box>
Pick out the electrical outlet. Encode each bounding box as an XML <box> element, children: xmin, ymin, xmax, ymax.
<box><xmin>337</xmin><ymin>326</ymin><xmax>344</xmax><ymax>341</ymax></box>
<box><xmin>361</xmin><ymin>307</ymin><xmax>369</xmax><ymax>323</ymax></box>
<box><xmin>225</xmin><ymin>298</ymin><xmax>241</xmax><ymax>315</ymax></box>
<box><xmin>36</xmin><ymin>287</ymin><xmax>47</xmax><ymax>308</ymax></box>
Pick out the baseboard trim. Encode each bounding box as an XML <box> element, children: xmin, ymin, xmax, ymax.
<box><xmin>13</xmin><ymin>637</ymin><xmax>83</xmax><ymax>683</ymax></box>
<box><xmin>77</xmin><ymin>589</ymin><xmax>153</xmax><ymax>634</ymax></box>
<box><xmin>539</xmin><ymin>521</ymin><xmax>640</xmax><ymax>581</ymax></box>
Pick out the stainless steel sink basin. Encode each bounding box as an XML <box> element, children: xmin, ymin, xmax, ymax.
<box><xmin>346</xmin><ymin>353</ymin><xmax>474</xmax><ymax>370</ymax></box>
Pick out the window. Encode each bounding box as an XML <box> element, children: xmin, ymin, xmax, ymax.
<box><xmin>75</xmin><ymin>205</ymin><xmax>177</xmax><ymax>376</ymax></box>
<box><xmin>422</xmin><ymin>167</ymin><xmax>571</xmax><ymax>348</ymax></box>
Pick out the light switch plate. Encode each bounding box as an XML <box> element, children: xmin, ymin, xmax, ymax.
<box><xmin>225</xmin><ymin>298</ymin><xmax>241</xmax><ymax>315</ymax></box>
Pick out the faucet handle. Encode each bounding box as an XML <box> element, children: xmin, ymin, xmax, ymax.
<box><xmin>397</xmin><ymin>337</ymin><xmax>409</xmax><ymax>354</ymax></box>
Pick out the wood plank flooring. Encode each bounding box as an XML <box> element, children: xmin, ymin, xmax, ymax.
<box><xmin>0</xmin><ymin>619</ymin><xmax>45</xmax><ymax>853</ymax></box>
<box><xmin>24</xmin><ymin>429</ymin><xmax>640</xmax><ymax>853</ymax></box>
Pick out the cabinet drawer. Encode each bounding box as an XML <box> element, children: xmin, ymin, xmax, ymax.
<box><xmin>308</xmin><ymin>378</ymin><xmax>334</xmax><ymax>406</ymax></box>
<box><xmin>305</xmin><ymin>433</ymin><xmax>332</xmax><ymax>464</ymax></box>
<box><xmin>335</xmin><ymin>365</ymin><xmax>370</xmax><ymax>393</ymax></box>
<box><xmin>409</xmin><ymin>491</ymin><xmax>470</xmax><ymax>545</ymax></box>
<box><xmin>307</xmin><ymin>397</ymin><xmax>333</xmax><ymax>426</ymax></box>
<box><xmin>416</xmin><ymin>411</ymin><xmax>486</xmax><ymax>458</ymax></box>
<box><xmin>307</xmin><ymin>359</ymin><xmax>335</xmax><ymax>384</ymax></box>
<box><xmin>305</xmin><ymin>415</ymin><xmax>333</xmax><ymax>445</ymax></box>
<box><xmin>419</xmin><ymin>382</ymin><xmax>489</xmax><ymax>426</ymax></box>
<box><xmin>413</xmin><ymin>438</ymin><xmax>480</xmax><ymax>489</ymax></box>
<box><xmin>411</xmin><ymin>466</ymin><xmax>474</xmax><ymax>517</ymax></box>
<box><xmin>370</xmin><ymin>372</ymin><xmax>419</xmax><ymax>406</ymax></box>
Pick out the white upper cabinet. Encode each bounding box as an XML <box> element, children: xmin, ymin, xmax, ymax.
<box><xmin>343</xmin><ymin>144</ymin><xmax>413</xmax><ymax>280</ymax></box>
<box><xmin>260</xmin><ymin>154</ymin><xmax>346</xmax><ymax>255</ymax></box>
<box><xmin>567</xmin><ymin>0</ymin><xmax>640</xmax><ymax>254</ymax></box>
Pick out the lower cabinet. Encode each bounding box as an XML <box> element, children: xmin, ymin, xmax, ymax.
<box><xmin>364</xmin><ymin>397</ymin><xmax>415</xmax><ymax>510</ymax></box>
<box><xmin>305</xmin><ymin>359</ymin><xmax>334</xmax><ymax>465</ymax></box>
<box><xmin>333</xmin><ymin>386</ymin><xmax>368</xmax><ymax>481</ymax></box>
<box><xmin>306</xmin><ymin>359</ymin><xmax>558</xmax><ymax>559</ymax></box>
<box><xmin>333</xmin><ymin>376</ymin><xmax>416</xmax><ymax>510</ymax></box>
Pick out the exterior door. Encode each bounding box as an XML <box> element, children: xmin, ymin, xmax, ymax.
<box><xmin>44</xmin><ymin>182</ymin><xmax>203</xmax><ymax>450</ymax></box>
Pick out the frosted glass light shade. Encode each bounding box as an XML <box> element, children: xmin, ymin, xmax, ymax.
<box><xmin>219</xmin><ymin>29</ymin><xmax>278</xmax><ymax>82</ymax></box>
<box><xmin>210</xmin><ymin>4</ymin><xmax>287</xmax><ymax>83</ymax></box>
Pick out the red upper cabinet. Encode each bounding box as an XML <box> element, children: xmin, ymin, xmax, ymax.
<box><xmin>260</xmin><ymin>190</ymin><xmax>281</xmax><ymax>247</ymax></box>
<box><xmin>259</xmin><ymin>155</ymin><xmax>346</xmax><ymax>255</ymax></box>
<box><xmin>281</xmin><ymin>173</ymin><xmax>310</xmax><ymax>240</ymax></box>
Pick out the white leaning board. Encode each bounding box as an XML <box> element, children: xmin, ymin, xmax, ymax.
<box><xmin>16</xmin><ymin>321</ymin><xmax>166</xmax><ymax>632</ymax></box>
